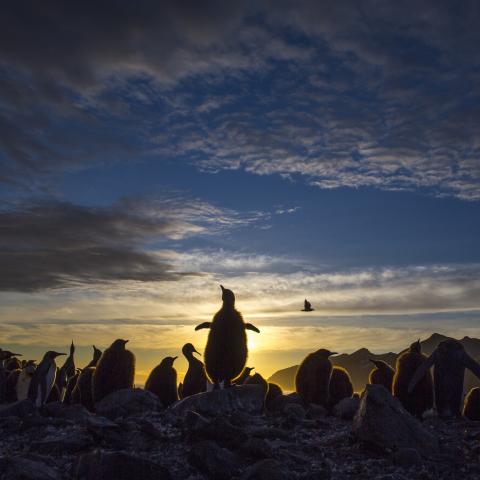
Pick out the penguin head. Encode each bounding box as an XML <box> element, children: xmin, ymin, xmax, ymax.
<box><xmin>245</xmin><ymin>366</ymin><xmax>255</xmax><ymax>374</ymax></box>
<box><xmin>182</xmin><ymin>343</ymin><xmax>200</xmax><ymax>357</ymax></box>
<box><xmin>220</xmin><ymin>285</ymin><xmax>235</xmax><ymax>307</ymax></box>
<box><xmin>409</xmin><ymin>339</ymin><xmax>421</xmax><ymax>353</ymax></box>
<box><xmin>369</xmin><ymin>358</ymin><xmax>389</xmax><ymax>369</ymax></box>
<box><xmin>160</xmin><ymin>356</ymin><xmax>178</xmax><ymax>368</ymax></box>
<box><xmin>0</xmin><ymin>351</ymin><xmax>22</xmax><ymax>360</ymax></box>
<box><xmin>314</xmin><ymin>349</ymin><xmax>337</xmax><ymax>358</ymax></box>
<box><xmin>45</xmin><ymin>351</ymin><xmax>66</xmax><ymax>360</ymax></box>
<box><xmin>110</xmin><ymin>339</ymin><xmax>129</xmax><ymax>350</ymax></box>
<box><xmin>92</xmin><ymin>345</ymin><xmax>103</xmax><ymax>362</ymax></box>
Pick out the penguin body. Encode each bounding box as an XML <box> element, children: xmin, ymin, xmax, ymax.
<box><xmin>295</xmin><ymin>349</ymin><xmax>336</xmax><ymax>406</ymax></box>
<box><xmin>56</xmin><ymin>341</ymin><xmax>75</xmax><ymax>401</ymax></box>
<box><xmin>244</xmin><ymin>373</ymin><xmax>269</xmax><ymax>399</ymax></box>
<box><xmin>409</xmin><ymin>338</ymin><xmax>480</xmax><ymax>417</ymax></box>
<box><xmin>6</xmin><ymin>369</ymin><xmax>21</xmax><ymax>402</ymax></box>
<box><xmin>71</xmin><ymin>345</ymin><xmax>102</xmax><ymax>408</ymax></box>
<box><xmin>393</xmin><ymin>340</ymin><xmax>433</xmax><ymax>418</ymax></box>
<box><xmin>16</xmin><ymin>363</ymin><xmax>36</xmax><ymax>401</ymax></box>
<box><xmin>328</xmin><ymin>366</ymin><xmax>353</xmax><ymax>409</ymax></box>
<box><xmin>180</xmin><ymin>343</ymin><xmax>207</xmax><ymax>399</ymax></box>
<box><xmin>145</xmin><ymin>356</ymin><xmax>178</xmax><ymax>407</ymax></box>
<box><xmin>463</xmin><ymin>387</ymin><xmax>480</xmax><ymax>420</ymax></box>
<box><xmin>265</xmin><ymin>382</ymin><xmax>283</xmax><ymax>410</ymax></box>
<box><xmin>64</xmin><ymin>371</ymin><xmax>80</xmax><ymax>404</ymax></box>
<box><xmin>92</xmin><ymin>339</ymin><xmax>135</xmax><ymax>404</ymax></box>
<box><xmin>195</xmin><ymin>286</ymin><xmax>259</xmax><ymax>388</ymax></box>
<box><xmin>5</xmin><ymin>357</ymin><xmax>21</xmax><ymax>372</ymax></box>
<box><xmin>368</xmin><ymin>359</ymin><xmax>395</xmax><ymax>393</ymax></box>
<box><xmin>236</xmin><ymin>366</ymin><xmax>255</xmax><ymax>385</ymax></box>
<box><xmin>28</xmin><ymin>351</ymin><xmax>66</xmax><ymax>407</ymax></box>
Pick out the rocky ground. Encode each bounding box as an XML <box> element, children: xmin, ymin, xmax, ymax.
<box><xmin>0</xmin><ymin>385</ymin><xmax>479</xmax><ymax>480</ymax></box>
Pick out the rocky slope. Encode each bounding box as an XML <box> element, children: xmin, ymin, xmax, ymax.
<box><xmin>0</xmin><ymin>386</ymin><xmax>479</xmax><ymax>480</ymax></box>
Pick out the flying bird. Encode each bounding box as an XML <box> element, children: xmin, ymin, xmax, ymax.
<box><xmin>301</xmin><ymin>299</ymin><xmax>314</xmax><ymax>312</ymax></box>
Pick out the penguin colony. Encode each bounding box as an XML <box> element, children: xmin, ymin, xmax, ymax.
<box><xmin>1</xmin><ymin>292</ymin><xmax>480</xmax><ymax>421</ymax></box>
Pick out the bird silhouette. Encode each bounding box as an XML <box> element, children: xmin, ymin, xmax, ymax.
<box><xmin>301</xmin><ymin>299</ymin><xmax>314</xmax><ymax>312</ymax></box>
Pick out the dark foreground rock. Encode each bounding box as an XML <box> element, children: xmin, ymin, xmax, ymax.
<box><xmin>170</xmin><ymin>384</ymin><xmax>265</xmax><ymax>416</ymax></box>
<box><xmin>95</xmin><ymin>388</ymin><xmax>162</xmax><ymax>420</ymax></box>
<box><xmin>0</xmin><ymin>385</ymin><xmax>478</xmax><ymax>480</ymax></box>
<box><xmin>352</xmin><ymin>385</ymin><xmax>439</xmax><ymax>457</ymax></box>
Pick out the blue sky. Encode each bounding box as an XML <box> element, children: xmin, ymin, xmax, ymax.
<box><xmin>1</xmin><ymin>0</ymin><xmax>479</xmax><ymax>380</ymax></box>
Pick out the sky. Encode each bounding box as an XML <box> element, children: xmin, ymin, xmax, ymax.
<box><xmin>1</xmin><ymin>0</ymin><xmax>480</xmax><ymax>384</ymax></box>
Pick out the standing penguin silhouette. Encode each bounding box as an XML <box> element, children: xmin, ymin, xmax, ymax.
<box><xmin>195</xmin><ymin>285</ymin><xmax>260</xmax><ymax>389</ymax></box>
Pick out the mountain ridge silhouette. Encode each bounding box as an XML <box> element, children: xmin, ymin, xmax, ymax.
<box><xmin>267</xmin><ymin>333</ymin><xmax>480</xmax><ymax>393</ymax></box>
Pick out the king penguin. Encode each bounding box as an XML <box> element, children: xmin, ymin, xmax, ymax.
<box><xmin>28</xmin><ymin>351</ymin><xmax>66</xmax><ymax>407</ymax></box>
<box><xmin>195</xmin><ymin>285</ymin><xmax>260</xmax><ymax>388</ymax></box>
<box><xmin>295</xmin><ymin>349</ymin><xmax>337</xmax><ymax>406</ymax></box>
<box><xmin>145</xmin><ymin>356</ymin><xmax>179</xmax><ymax>407</ymax></box>
<box><xmin>328</xmin><ymin>366</ymin><xmax>354</xmax><ymax>410</ymax></box>
<box><xmin>56</xmin><ymin>341</ymin><xmax>75</xmax><ymax>401</ymax></box>
<box><xmin>368</xmin><ymin>359</ymin><xmax>395</xmax><ymax>393</ymax></box>
<box><xmin>72</xmin><ymin>345</ymin><xmax>102</xmax><ymax>410</ymax></box>
<box><xmin>92</xmin><ymin>339</ymin><xmax>135</xmax><ymax>404</ymax></box>
<box><xmin>180</xmin><ymin>343</ymin><xmax>207</xmax><ymax>399</ymax></box>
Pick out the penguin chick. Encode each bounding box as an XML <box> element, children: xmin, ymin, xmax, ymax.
<box><xmin>5</xmin><ymin>369</ymin><xmax>21</xmax><ymax>402</ymax></box>
<box><xmin>145</xmin><ymin>356</ymin><xmax>179</xmax><ymax>407</ymax></box>
<box><xmin>265</xmin><ymin>382</ymin><xmax>283</xmax><ymax>411</ymax></box>
<box><xmin>463</xmin><ymin>387</ymin><xmax>480</xmax><ymax>420</ymax></box>
<box><xmin>328</xmin><ymin>366</ymin><xmax>354</xmax><ymax>410</ymax></box>
<box><xmin>180</xmin><ymin>343</ymin><xmax>207</xmax><ymax>399</ymax></box>
<box><xmin>195</xmin><ymin>285</ymin><xmax>260</xmax><ymax>388</ymax></box>
<box><xmin>393</xmin><ymin>339</ymin><xmax>433</xmax><ymax>418</ymax></box>
<box><xmin>92</xmin><ymin>339</ymin><xmax>135</xmax><ymax>404</ymax></box>
<box><xmin>16</xmin><ymin>362</ymin><xmax>36</xmax><ymax>401</ymax></box>
<box><xmin>368</xmin><ymin>359</ymin><xmax>395</xmax><ymax>393</ymax></box>
<box><xmin>28</xmin><ymin>351</ymin><xmax>66</xmax><ymax>406</ymax></box>
<box><xmin>295</xmin><ymin>349</ymin><xmax>336</xmax><ymax>406</ymax></box>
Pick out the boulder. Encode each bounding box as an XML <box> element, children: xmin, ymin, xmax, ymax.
<box><xmin>352</xmin><ymin>385</ymin><xmax>439</xmax><ymax>457</ymax></box>
<box><xmin>32</xmin><ymin>430</ymin><xmax>93</xmax><ymax>454</ymax></box>
<box><xmin>268</xmin><ymin>393</ymin><xmax>303</xmax><ymax>413</ymax></box>
<box><xmin>95</xmin><ymin>388</ymin><xmax>162</xmax><ymax>420</ymax></box>
<box><xmin>0</xmin><ymin>399</ymin><xmax>36</xmax><ymax>418</ymax></box>
<box><xmin>241</xmin><ymin>459</ymin><xmax>289</xmax><ymax>480</ymax></box>
<box><xmin>75</xmin><ymin>450</ymin><xmax>171</xmax><ymax>480</ymax></box>
<box><xmin>333</xmin><ymin>396</ymin><xmax>360</xmax><ymax>420</ymax></box>
<box><xmin>187</xmin><ymin>414</ymin><xmax>248</xmax><ymax>448</ymax></box>
<box><xmin>188</xmin><ymin>440</ymin><xmax>241</xmax><ymax>480</ymax></box>
<box><xmin>0</xmin><ymin>456</ymin><xmax>59</xmax><ymax>480</ymax></box>
<box><xmin>393</xmin><ymin>447</ymin><xmax>422</xmax><ymax>467</ymax></box>
<box><xmin>170</xmin><ymin>385</ymin><xmax>265</xmax><ymax>416</ymax></box>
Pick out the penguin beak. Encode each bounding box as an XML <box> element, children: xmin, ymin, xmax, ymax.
<box><xmin>220</xmin><ymin>284</ymin><xmax>225</xmax><ymax>292</ymax></box>
<box><xmin>54</xmin><ymin>352</ymin><xmax>67</xmax><ymax>357</ymax></box>
<box><xmin>123</xmin><ymin>340</ymin><xmax>129</xmax><ymax>345</ymax></box>
<box><xmin>12</xmin><ymin>353</ymin><xmax>22</xmax><ymax>356</ymax></box>
<box><xmin>329</xmin><ymin>352</ymin><xmax>338</xmax><ymax>356</ymax></box>
<box><xmin>172</xmin><ymin>356</ymin><xmax>178</xmax><ymax>363</ymax></box>
<box><xmin>193</xmin><ymin>348</ymin><xmax>201</xmax><ymax>356</ymax></box>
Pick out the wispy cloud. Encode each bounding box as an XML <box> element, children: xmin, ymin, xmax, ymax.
<box><xmin>0</xmin><ymin>197</ymin><xmax>268</xmax><ymax>292</ymax></box>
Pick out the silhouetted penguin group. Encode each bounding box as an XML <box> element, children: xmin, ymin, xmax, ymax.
<box><xmin>2</xmin><ymin>290</ymin><xmax>480</xmax><ymax>422</ymax></box>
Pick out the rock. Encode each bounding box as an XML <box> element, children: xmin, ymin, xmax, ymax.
<box><xmin>171</xmin><ymin>385</ymin><xmax>265</xmax><ymax>417</ymax></box>
<box><xmin>240</xmin><ymin>437</ymin><xmax>273</xmax><ymax>459</ymax></box>
<box><xmin>75</xmin><ymin>450</ymin><xmax>171</xmax><ymax>480</ymax></box>
<box><xmin>334</xmin><ymin>396</ymin><xmax>360</xmax><ymax>420</ymax></box>
<box><xmin>188</xmin><ymin>440</ymin><xmax>241</xmax><ymax>480</ymax></box>
<box><xmin>352</xmin><ymin>385</ymin><xmax>439</xmax><ymax>457</ymax></box>
<box><xmin>393</xmin><ymin>447</ymin><xmax>422</xmax><ymax>466</ymax></box>
<box><xmin>32</xmin><ymin>429</ymin><xmax>93</xmax><ymax>454</ymax></box>
<box><xmin>0</xmin><ymin>399</ymin><xmax>36</xmax><ymax>418</ymax></box>
<box><xmin>95</xmin><ymin>388</ymin><xmax>162</xmax><ymax>420</ymax></box>
<box><xmin>241</xmin><ymin>459</ymin><xmax>289</xmax><ymax>480</ymax></box>
<box><xmin>284</xmin><ymin>403</ymin><xmax>306</xmax><ymax>421</ymax></box>
<box><xmin>268</xmin><ymin>392</ymin><xmax>303</xmax><ymax>413</ymax></box>
<box><xmin>0</xmin><ymin>456</ymin><xmax>59</xmax><ymax>480</ymax></box>
<box><xmin>188</xmin><ymin>415</ymin><xmax>248</xmax><ymax>448</ymax></box>
<box><xmin>306</xmin><ymin>404</ymin><xmax>328</xmax><ymax>419</ymax></box>
<box><xmin>40</xmin><ymin>402</ymin><xmax>94</xmax><ymax>424</ymax></box>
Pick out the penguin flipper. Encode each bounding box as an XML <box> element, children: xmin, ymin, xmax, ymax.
<box><xmin>195</xmin><ymin>322</ymin><xmax>212</xmax><ymax>331</ymax></box>
<box><xmin>245</xmin><ymin>323</ymin><xmax>260</xmax><ymax>333</ymax></box>
<box><xmin>464</xmin><ymin>352</ymin><xmax>480</xmax><ymax>380</ymax></box>
<box><xmin>408</xmin><ymin>351</ymin><xmax>436</xmax><ymax>394</ymax></box>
